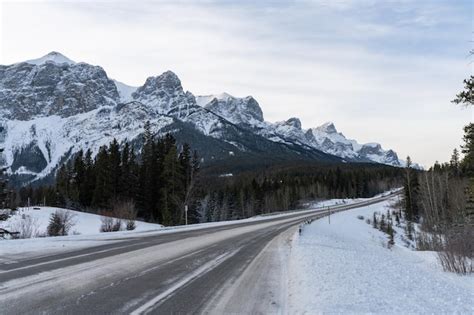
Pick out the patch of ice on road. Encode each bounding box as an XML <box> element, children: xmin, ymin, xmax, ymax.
<box><xmin>287</xmin><ymin>198</ymin><xmax>474</xmax><ymax>314</ymax></box>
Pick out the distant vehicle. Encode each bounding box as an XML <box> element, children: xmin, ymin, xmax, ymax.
<box><xmin>33</xmin><ymin>207</ymin><xmax>41</xmax><ymax>210</ymax></box>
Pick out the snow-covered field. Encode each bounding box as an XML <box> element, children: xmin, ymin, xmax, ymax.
<box><xmin>0</xmin><ymin>207</ymin><xmax>162</xmax><ymax>257</ymax></box>
<box><xmin>0</xmin><ymin>206</ymin><xmax>161</xmax><ymax>236</ymax></box>
<box><xmin>287</xmin><ymin>197</ymin><xmax>474</xmax><ymax>313</ymax></box>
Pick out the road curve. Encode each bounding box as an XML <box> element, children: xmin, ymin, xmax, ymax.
<box><xmin>0</xmin><ymin>192</ymin><xmax>398</xmax><ymax>314</ymax></box>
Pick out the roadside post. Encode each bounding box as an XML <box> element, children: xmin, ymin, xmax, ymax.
<box><xmin>328</xmin><ymin>206</ymin><xmax>331</xmax><ymax>224</ymax></box>
<box><xmin>185</xmin><ymin>205</ymin><xmax>188</xmax><ymax>225</ymax></box>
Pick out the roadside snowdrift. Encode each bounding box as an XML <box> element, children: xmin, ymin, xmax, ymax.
<box><xmin>288</xmin><ymin>198</ymin><xmax>473</xmax><ymax>313</ymax></box>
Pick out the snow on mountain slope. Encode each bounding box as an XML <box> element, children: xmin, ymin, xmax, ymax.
<box><xmin>25</xmin><ymin>51</ymin><xmax>76</xmax><ymax>66</ymax></box>
<box><xmin>195</xmin><ymin>92</ymin><xmax>233</xmax><ymax>107</ymax></box>
<box><xmin>195</xmin><ymin>94</ymin><xmax>401</xmax><ymax>166</ymax></box>
<box><xmin>131</xmin><ymin>71</ymin><xmax>196</xmax><ymax>118</ymax></box>
<box><xmin>113</xmin><ymin>80</ymin><xmax>137</xmax><ymax>102</ymax></box>
<box><xmin>2</xmin><ymin>104</ymin><xmax>174</xmax><ymax>182</ymax></box>
<box><xmin>0</xmin><ymin>55</ymin><xmax>119</xmax><ymax>120</ymax></box>
<box><xmin>199</xmin><ymin>93</ymin><xmax>264</xmax><ymax>127</ymax></box>
<box><xmin>0</xmin><ymin>52</ymin><xmax>406</xmax><ymax>185</ymax></box>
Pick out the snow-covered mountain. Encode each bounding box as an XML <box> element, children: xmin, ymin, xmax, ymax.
<box><xmin>196</xmin><ymin>95</ymin><xmax>402</xmax><ymax>166</ymax></box>
<box><xmin>0</xmin><ymin>52</ymin><xmax>403</xmax><ymax>185</ymax></box>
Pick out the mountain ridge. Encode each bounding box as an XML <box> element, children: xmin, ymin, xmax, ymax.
<box><xmin>0</xmin><ymin>52</ymin><xmax>406</xmax><ymax>185</ymax></box>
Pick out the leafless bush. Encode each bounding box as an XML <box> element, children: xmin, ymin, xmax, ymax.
<box><xmin>100</xmin><ymin>215</ymin><xmax>122</xmax><ymax>232</ymax></box>
<box><xmin>416</xmin><ymin>231</ymin><xmax>443</xmax><ymax>251</ymax></box>
<box><xmin>100</xmin><ymin>201</ymin><xmax>137</xmax><ymax>233</ymax></box>
<box><xmin>438</xmin><ymin>227</ymin><xmax>473</xmax><ymax>274</ymax></box>
<box><xmin>197</xmin><ymin>194</ymin><xmax>210</xmax><ymax>223</ymax></box>
<box><xmin>114</xmin><ymin>200</ymin><xmax>137</xmax><ymax>231</ymax></box>
<box><xmin>47</xmin><ymin>210</ymin><xmax>76</xmax><ymax>237</ymax></box>
<box><xmin>10</xmin><ymin>215</ymin><xmax>40</xmax><ymax>239</ymax></box>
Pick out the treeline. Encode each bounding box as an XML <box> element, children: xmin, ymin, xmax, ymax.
<box><xmin>0</xmin><ymin>147</ymin><xmax>8</xmax><ymax>209</ymax></box>
<box><xmin>401</xmin><ymin>75</ymin><xmax>473</xmax><ymax>274</ymax></box>
<box><xmin>18</xmin><ymin>125</ymin><xmax>199</xmax><ymax>226</ymax></box>
<box><xmin>17</xmin><ymin>152</ymin><xmax>403</xmax><ymax>226</ymax></box>
<box><xmin>194</xmin><ymin>163</ymin><xmax>402</xmax><ymax>222</ymax></box>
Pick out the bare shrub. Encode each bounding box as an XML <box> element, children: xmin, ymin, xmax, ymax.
<box><xmin>99</xmin><ymin>200</ymin><xmax>138</xmax><ymax>233</ymax></box>
<box><xmin>47</xmin><ymin>210</ymin><xmax>76</xmax><ymax>237</ymax></box>
<box><xmin>100</xmin><ymin>215</ymin><xmax>122</xmax><ymax>232</ymax></box>
<box><xmin>113</xmin><ymin>200</ymin><xmax>136</xmax><ymax>231</ymax></box>
<box><xmin>438</xmin><ymin>227</ymin><xmax>473</xmax><ymax>274</ymax></box>
<box><xmin>10</xmin><ymin>215</ymin><xmax>40</xmax><ymax>239</ymax></box>
<box><xmin>126</xmin><ymin>220</ymin><xmax>136</xmax><ymax>231</ymax></box>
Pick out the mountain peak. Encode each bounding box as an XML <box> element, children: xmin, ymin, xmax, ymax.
<box><xmin>285</xmin><ymin>117</ymin><xmax>302</xmax><ymax>130</ymax></box>
<box><xmin>201</xmin><ymin>94</ymin><xmax>264</xmax><ymax>124</ymax></box>
<box><xmin>215</xmin><ymin>92</ymin><xmax>234</xmax><ymax>101</ymax></box>
<box><xmin>138</xmin><ymin>71</ymin><xmax>183</xmax><ymax>96</ymax></box>
<box><xmin>25</xmin><ymin>51</ymin><xmax>76</xmax><ymax>66</ymax></box>
<box><xmin>316</xmin><ymin>122</ymin><xmax>338</xmax><ymax>134</ymax></box>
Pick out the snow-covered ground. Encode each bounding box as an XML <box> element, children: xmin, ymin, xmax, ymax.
<box><xmin>287</xmin><ymin>197</ymin><xmax>474</xmax><ymax>313</ymax></box>
<box><xmin>0</xmin><ymin>193</ymin><xmax>396</xmax><ymax>259</ymax></box>
<box><xmin>0</xmin><ymin>206</ymin><xmax>161</xmax><ymax>236</ymax></box>
<box><xmin>0</xmin><ymin>207</ymin><xmax>162</xmax><ymax>257</ymax></box>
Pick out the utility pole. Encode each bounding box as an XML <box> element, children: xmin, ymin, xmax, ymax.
<box><xmin>185</xmin><ymin>204</ymin><xmax>188</xmax><ymax>225</ymax></box>
<box><xmin>328</xmin><ymin>206</ymin><xmax>331</xmax><ymax>224</ymax></box>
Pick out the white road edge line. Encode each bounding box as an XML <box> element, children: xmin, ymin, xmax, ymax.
<box><xmin>131</xmin><ymin>248</ymin><xmax>241</xmax><ymax>315</ymax></box>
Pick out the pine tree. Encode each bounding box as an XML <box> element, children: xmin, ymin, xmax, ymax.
<box><xmin>108</xmin><ymin>139</ymin><xmax>121</xmax><ymax>201</ymax></box>
<box><xmin>92</xmin><ymin>146</ymin><xmax>111</xmax><ymax>208</ymax></box>
<box><xmin>160</xmin><ymin>140</ymin><xmax>183</xmax><ymax>225</ymax></box>
<box><xmin>0</xmin><ymin>148</ymin><xmax>8</xmax><ymax>209</ymax></box>
<box><xmin>137</xmin><ymin>121</ymin><xmax>156</xmax><ymax>219</ymax></box>
<box><xmin>387</xmin><ymin>222</ymin><xmax>395</xmax><ymax>247</ymax></box>
<box><xmin>81</xmin><ymin>149</ymin><xmax>96</xmax><ymax>207</ymax></box>
<box><xmin>461</xmin><ymin>123</ymin><xmax>474</xmax><ymax>176</ymax></box>
<box><xmin>372</xmin><ymin>212</ymin><xmax>378</xmax><ymax>229</ymax></box>
<box><xmin>56</xmin><ymin>163</ymin><xmax>71</xmax><ymax>206</ymax></box>
<box><xmin>403</xmin><ymin>156</ymin><xmax>420</xmax><ymax>222</ymax></box>
<box><xmin>395</xmin><ymin>211</ymin><xmax>400</xmax><ymax>226</ymax></box>
<box><xmin>452</xmin><ymin>76</ymin><xmax>473</xmax><ymax>107</ymax></box>
<box><xmin>71</xmin><ymin>150</ymin><xmax>85</xmax><ymax>204</ymax></box>
<box><xmin>449</xmin><ymin>148</ymin><xmax>460</xmax><ymax>176</ymax></box>
<box><xmin>380</xmin><ymin>214</ymin><xmax>386</xmax><ymax>232</ymax></box>
<box><xmin>119</xmin><ymin>142</ymin><xmax>132</xmax><ymax>199</ymax></box>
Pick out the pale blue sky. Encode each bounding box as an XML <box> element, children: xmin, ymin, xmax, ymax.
<box><xmin>1</xmin><ymin>0</ymin><xmax>472</xmax><ymax>166</ymax></box>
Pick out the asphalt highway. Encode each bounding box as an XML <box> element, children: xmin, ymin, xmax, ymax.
<box><xmin>0</xmin><ymin>192</ymin><xmax>398</xmax><ymax>314</ymax></box>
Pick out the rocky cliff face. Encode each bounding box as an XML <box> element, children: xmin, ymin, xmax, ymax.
<box><xmin>1</xmin><ymin>52</ymin><xmax>404</xmax><ymax>185</ymax></box>
<box><xmin>0</xmin><ymin>52</ymin><xmax>119</xmax><ymax>120</ymax></box>
<box><xmin>196</xmin><ymin>93</ymin><xmax>264</xmax><ymax>127</ymax></box>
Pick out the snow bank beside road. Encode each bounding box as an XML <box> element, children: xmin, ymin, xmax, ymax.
<box><xmin>0</xmin><ymin>191</ymin><xmax>398</xmax><ymax>259</ymax></box>
<box><xmin>287</xmin><ymin>198</ymin><xmax>473</xmax><ymax>314</ymax></box>
<box><xmin>0</xmin><ymin>206</ymin><xmax>161</xmax><ymax>237</ymax></box>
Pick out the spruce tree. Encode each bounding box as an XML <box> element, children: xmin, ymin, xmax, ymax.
<box><xmin>403</xmin><ymin>156</ymin><xmax>420</xmax><ymax>222</ymax></box>
<box><xmin>160</xmin><ymin>141</ymin><xmax>183</xmax><ymax>225</ymax></box>
<box><xmin>81</xmin><ymin>149</ymin><xmax>96</xmax><ymax>207</ymax></box>
<box><xmin>92</xmin><ymin>146</ymin><xmax>111</xmax><ymax>208</ymax></box>
<box><xmin>72</xmin><ymin>150</ymin><xmax>85</xmax><ymax>204</ymax></box>
<box><xmin>452</xmin><ymin>76</ymin><xmax>473</xmax><ymax>106</ymax></box>
<box><xmin>108</xmin><ymin>139</ymin><xmax>121</xmax><ymax>201</ymax></box>
<box><xmin>0</xmin><ymin>148</ymin><xmax>8</xmax><ymax>209</ymax></box>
